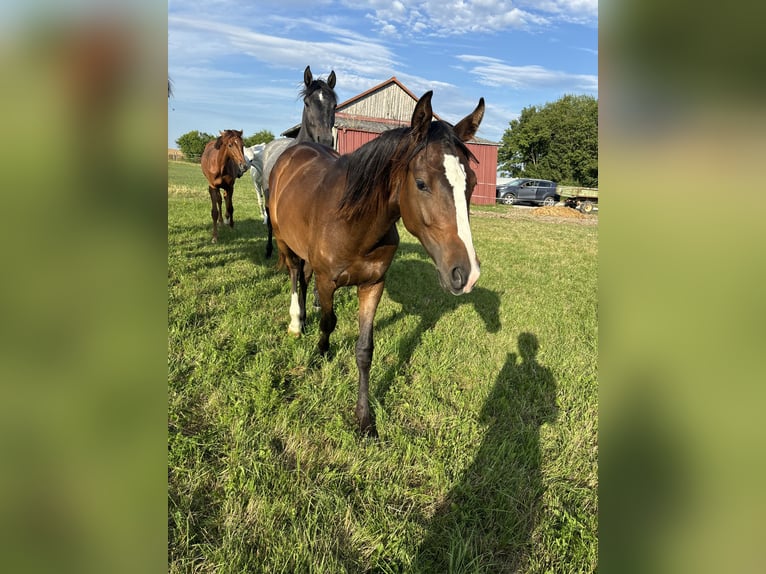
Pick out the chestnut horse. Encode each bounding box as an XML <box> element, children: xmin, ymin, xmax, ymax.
<box><xmin>200</xmin><ymin>129</ymin><xmax>247</xmax><ymax>243</ymax></box>
<box><xmin>269</xmin><ymin>91</ymin><xmax>485</xmax><ymax>433</ymax></box>
<box><xmin>261</xmin><ymin>65</ymin><xmax>337</xmax><ymax>258</ymax></box>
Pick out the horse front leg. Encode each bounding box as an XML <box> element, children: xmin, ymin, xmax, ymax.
<box><xmin>221</xmin><ymin>188</ymin><xmax>233</xmax><ymax>228</ymax></box>
<box><xmin>287</xmin><ymin>256</ymin><xmax>308</xmax><ymax>335</ymax></box>
<box><xmin>315</xmin><ymin>275</ymin><xmax>337</xmax><ymax>356</ymax></box>
<box><xmin>208</xmin><ymin>187</ymin><xmax>220</xmax><ymax>243</ymax></box>
<box><xmin>252</xmin><ymin>174</ymin><xmax>267</xmax><ymax>225</ymax></box>
<box><xmin>216</xmin><ymin>190</ymin><xmax>224</xmax><ymax>224</ymax></box>
<box><xmin>355</xmin><ymin>281</ymin><xmax>385</xmax><ymax>434</ymax></box>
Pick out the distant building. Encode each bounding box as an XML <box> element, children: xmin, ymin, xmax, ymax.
<box><xmin>282</xmin><ymin>77</ymin><xmax>499</xmax><ymax>205</ymax></box>
<box><xmin>168</xmin><ymin>148</ymin><xmax>185</xmax><ymax>161</ymax></box>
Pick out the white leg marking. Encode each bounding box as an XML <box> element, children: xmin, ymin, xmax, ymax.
<box><xmin>443</xmin><ymin>154</ymin><xmax>481</xmax><ymax>293</ymax></box>
<box><xmin>288</xmin><ymin>291</ymin><xmax>302</xmax><ymax>334</ymax></box>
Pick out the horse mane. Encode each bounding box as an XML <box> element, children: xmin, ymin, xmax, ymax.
<box><xmin>337</xmin><ymin>121</ymin><xmax>478</xmax><ymax>221</ymax></box>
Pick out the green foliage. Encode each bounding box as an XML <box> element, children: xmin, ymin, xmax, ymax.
<box><xmin>499</xmin><ymin>95</ymin><xmax>598</xmax><ymax>187</ymax></box>
<box><xmin>175</xmin><ymin>130</ymin><xmax>275</xmax><ymax>162</ymax></box>
<box><xmin>175</xmin><ymin>130</ymin><xmax>215</xmax><ymax>163</ymax></box>
<box><xmin>168</xmin><ymin>161</ymin><xmax>598</xmax><ymax>572</ymax></box>
<box><xmin>244</xmin><ymin>130</ymin><xmax>275</xmax><ymax>147</ymax></box>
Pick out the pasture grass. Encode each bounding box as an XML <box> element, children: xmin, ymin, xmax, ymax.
<box><xmin>168</xmin><ymin>161</ymin><xmax>598</xmax><ymax>572</ymax></box>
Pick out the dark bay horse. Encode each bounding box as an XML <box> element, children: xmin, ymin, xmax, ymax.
<box><xmin>201</xmin><ymin>129</ymin><xmax>248</xmax><ymax>243</ymax></box>
<box><xmin>269</xmin><ymin>91</ymin><xmax>485</xmax><ymax>433</ymax></box>
<box><xmin>262</xmin><ymin>65</ymin><xmax>337</xmax><ymax>258</ymax></box>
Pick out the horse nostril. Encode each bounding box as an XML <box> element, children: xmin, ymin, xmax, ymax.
<box><xmin>451</xmin><ymin>266</ymin><xmax>465</xmax><ymax>290</ymax></box>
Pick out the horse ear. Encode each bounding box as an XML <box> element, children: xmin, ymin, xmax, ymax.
<box><xmin>454</xmin><ymin>98</ymin><xmax>485</xmax><ymax>142</ymax></box>
<box><xmin>328</xmin><ymin>70</ymin><xmax>336</xmax><ymax>89</ymax></box>
<box><xmin>411</xmin><ymin>91</ymin><xmax>433</xmax><ymax>142</ymax></box>
<box><xmin>214</xmin><ymin>136</ymin><xmax>223</xmax><ymax>149</ymax></box>
<box><xmin>304</xmin><ymin>66</ymin><xmax>312</xmax><ymax>87</ymax></box>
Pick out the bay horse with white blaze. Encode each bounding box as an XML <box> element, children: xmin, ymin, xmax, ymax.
<box><xmin>269</xmin><ymin>91</ymin><xmax>485</xmax><ymax>433</ymax></box>
<box><xmin>201</xmin><ymin>129</ymin><xmax>247</xmax><ymax>243</ymax></box>
<box><xmin>261</xmin><ymin>65</ymin><xmax>337</xmax><ymax>258</ymax></box>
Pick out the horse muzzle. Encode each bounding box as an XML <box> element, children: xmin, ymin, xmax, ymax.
<box><xmin>424</xmin><ymin>240</ymin><xmax>481</xmax><ymax>295</ymax></box>
<box><xmin>440</xmin><ymin>261</ymin><xmax>480</xmax><ymax>295</ymax></box>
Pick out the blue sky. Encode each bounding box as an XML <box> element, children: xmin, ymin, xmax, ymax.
<box><xmin>168</xmin><ymin>0</ymin><xmax>597</xmax><ymax>148</ymax></box>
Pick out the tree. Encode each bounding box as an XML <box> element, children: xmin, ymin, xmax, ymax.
<box><xmin>175</xmin><ymin>129</ymin><xmax>276</xmax><ymax>162</ymax></box>
<box><xmin>498</xmin><ymin>95</ymin><xmax>598</xmax><ymax>187</ymax></box>
<box><xmin>244</xmin><ymin>130</ymin><xmax>275</xmax><ymax>147</ymax></box>
<box><xmin>176</xmin><ymin>130</ymin><xmax>215</xmax><ymax>163</ymax></box>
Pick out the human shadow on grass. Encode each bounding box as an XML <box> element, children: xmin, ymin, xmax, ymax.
<box><xmin>412</xmin><ymin>333</ymin><xmax>558</xmax><ymax>572</ymax></box>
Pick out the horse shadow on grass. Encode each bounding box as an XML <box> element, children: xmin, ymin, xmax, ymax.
<box><xmin>170</xmin><ymin>216</ymin><xmax>276</xmax><ymax>269</ymax></box>
<box><xmin>371</xmin><ymin>245</ymin><xmax>502</xmax><ymax>423</ymax></box>
<box><xmin>168</xmin><ymin>217</ymin><xmax>285</xmax><ymax>318</ymax></box>
<box><xmin>412</xmin><ymin>332</ymin><xmax>559</xmax><ymax>572</ymax></box>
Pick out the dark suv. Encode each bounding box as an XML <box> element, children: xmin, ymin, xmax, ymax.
<box><xmin>496</xmin><ymin>178</ymin><xmax>559</xmax><ymax>206</ymax></box>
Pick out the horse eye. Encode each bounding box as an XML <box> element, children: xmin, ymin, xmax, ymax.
<box><xmin>415</xmin><ymin>179</ymin><xmax>429</xmax><ymax>192</ymax></box>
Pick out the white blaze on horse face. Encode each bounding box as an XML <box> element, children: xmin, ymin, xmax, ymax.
<box><xmin>289</xmin><ymin>291</ymin><xmax>302</xmax><ymax>334</ymax></box>
<box><xmin>443</xmin><ymin>154</ymin><xmax>481</xmax><ymax>293</ymax></box>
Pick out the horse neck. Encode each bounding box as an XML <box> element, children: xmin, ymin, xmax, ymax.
<box><xmin>214</xmin><ymin>143</ymin><xmax>231</xmax><ymax>172</ymax></box>
<box><xmin>294</xmin><ymin>101</ymin><xmax>334</xmax><ymax>146</ymax></box>
<box><xmin>294</xmin><ymin>125</ymin><xmax>312</xmax><ymax>145</ymax></box>
<box><xmin>354</xmin><ymin>182</ymin><xmax>402</xmax><ymax>252</ymax></box>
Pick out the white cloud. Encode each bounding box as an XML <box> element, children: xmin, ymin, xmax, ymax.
<box><xmin>169</xmin><ymin>14</ymin><xmax>398</xmax><ymax>79</ymax></box>
<box><xmin>345</xmin><ymin>0</ymin><xmax>595</xmax><ymax>36</ymax></box>
<box><xmin>518</xmin><ymin>0</ymin><xmax>597</xmax><ymax>23</ymax></box>
<box><xmin>457</xmin><ymin>54</ymin><xmax>598</xmax><ymax>92</ymax></box>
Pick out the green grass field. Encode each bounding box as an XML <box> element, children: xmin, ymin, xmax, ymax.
<box><xmin>168</xmin><ymin>160</ymin><xmax>598</xmax><ymax>573</ymax></box>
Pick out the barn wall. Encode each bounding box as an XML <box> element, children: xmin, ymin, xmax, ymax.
<box><xmin>336</xmin><ymin>129</ymin><xmax>378</xmax><ymax>155</ymax></box>
<box><xmin>468</xmin><ymin>143</ymin><xmax>498</xmax><ymax>205</ymax></box>
<box><xmin>336</xmin><ymin>130</ymin><xmax>498</xmax><ymax>206</ymax></box>
<box><xmin>338</xmin><ymin>85</ymin><xmax>415</xmax><ymax>123</ymax></box>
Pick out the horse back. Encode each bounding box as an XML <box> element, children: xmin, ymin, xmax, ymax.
<box><xmin>270</xmin><ymin>143</ymin><xmax>340</xmax><ymax>202</ymax></box>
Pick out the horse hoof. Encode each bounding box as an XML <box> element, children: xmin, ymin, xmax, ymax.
<box><xmin>358</xmin><ymin>418</ymin><xmax>376</xmax><ymax>437</ymax></box>
<box><xmin>287</xmin><ymin>327</ymin><xmax>302</xmax><ymax>337</ymax></box>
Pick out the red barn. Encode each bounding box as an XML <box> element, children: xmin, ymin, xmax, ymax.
<box><xmin>283</xmin><ymin>77</ymin><xmax>499</xmax><ymax>205</ymax></box>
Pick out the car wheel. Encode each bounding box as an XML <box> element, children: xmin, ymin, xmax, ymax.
<box><xmin>581</xmin><ymin>200</ymin><xmax>595</xmax><ymax>214</ymax></box>
<box><xmin>542</xmin><ymin>196</ymin><xmax>556</xmax><ymax>207</ymax></box>
<box><xmin>501</xmin><ymin>193</ymin><xmax>516</xmax><ymax>205</ymax></box>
